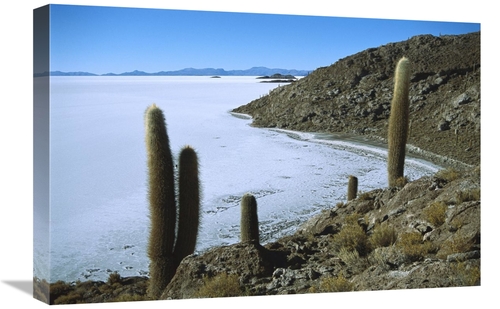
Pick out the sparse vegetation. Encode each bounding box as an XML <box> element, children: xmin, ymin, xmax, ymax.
<box><xmin>423</xmin><ymin>201</ymin><xmax>448</xmax><ymax>226</ymax></box>
<box><xmin>357</xmin><ymin>191</ymin><xmax>372</xmax><ymax>201</ymax></box>
<box><xmin>338</xmin><ymin>247</ymin><xmax>360</xmax><ymax>263</ymax></box>
<box><xmin>435</xmin><ymin>168</ymin><xmax>461</xmax><ymax>182</ymax></box>
<box><xmin>310</xmin><ymin>274</ymin><xmax>355</xmax><ymax>293</ymax></box>
<box><xmin>194</xmin><ymin>273</ymin><xmax>248</xmax><ymax>298</ymax></box>
<box><xmin>53</xmin><ymin>292</ymin><xmax>83</xmax><ymax>305</ymax></box>
<box><xmin>396</xmin><ymin>231</ymin><xmax>435</xmax><ymax>262</ymax></box>
<box><xmin>107</xmin><ymin>271</ymin><xmax>121</xmax><ymax>285</ymax></box>
<box><xmin>456</xmin><ymin>188</ymin><xmax>480</xmax><ymax>203</ymax></box>
<box><xmin>33</xmin><ymin>276</ymin><xmax>148</xmax><ymax>304</ymax></box>
<box><xmin>369</xmin><ymin>223</ymin><xmax>398</xmax><ymax>248</ymax></box>
<box><xmin>332</xmin><ymin>213</ymin><xmax>369</xmax><ymax>256</ymax></box>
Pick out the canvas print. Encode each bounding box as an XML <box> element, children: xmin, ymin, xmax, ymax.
<box><xmin>33</xmin><ymin>4</ymin><xmax>480</xmax><ymax>305</ymax></box>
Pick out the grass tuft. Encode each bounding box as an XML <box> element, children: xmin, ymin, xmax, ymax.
<box><xmin>194</xmin><ymin>273</ymin><xmax>248</xmax><ymax>298</ymax></box>
<box><xmin>310</xmin><ymin>274</ymin><xmax>354</xmax><ymax>293</ymax></box>
<box><xmin>396</xmin><ymin>231</ymin><xmax>434</xmax><ymax>262</ymax></box>
<box><xmin>456</xmin><ymin>188</ymin><xmax>480</xmax><ymax>203</ymax></box>
<box><xmin>370</xmin><ymin>223</ymin><xmax>398</xmax><ymax>248</ymax></box>
<box><xmin>435</xmin><ymin>168</ymin><xmax>461</xmax><ymax>182</ymax></box>
<box><xmin>423</xmin><ymin>201</ymin><xmax>447</xmax><ymax>226</ymax></box>
<box><xmin>331</xmin><ymin>213</ymin><xmax>369</xmax><ymax>256</ymax></box>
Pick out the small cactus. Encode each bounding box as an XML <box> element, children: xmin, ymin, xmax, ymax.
<box><xmin>240</xmin><ymin>193</ymin><xmax>259</xmax><ymax>243</ymax></box>
<box><xmin>347</xmin><ymin>175</ymin><xmax>358</xmax><ymax>201</ymax></box>
<box><xmin>387</xmin><ymin>57</ymin><xmax>411</xmax><ymax>187</ymax></box>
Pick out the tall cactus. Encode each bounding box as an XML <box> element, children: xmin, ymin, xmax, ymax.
<box><xmin>240</xmin><ymin>193</ymin><xmax>259</xmax><ymax>243</ymax></box>
<box><xmin>347</xmin><ymin>175</ymin><xmax>358</xmax><ymax>201</ymax></box>
<box><xmin>387</xmin><ymin>57</ymin><xmax>411</xmax><ymax>187</ymax></box>
<box><xmin>144</xmin><ymin>104</ymin><xmax>177</xmax><ymax>299</ymax></box>
<box><xmin>144</xmin><ymin>104</ymin><xmax>200</xmax><ymax>299</ymax></box>
<box><xmin>173</xmin><ymin>145</ymin><xmax>200</xmax><ymax>266</ymax></box>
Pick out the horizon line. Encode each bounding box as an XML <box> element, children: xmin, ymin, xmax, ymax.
<box><xmin>34</xmin><ymin>66</ymin><xmax>314</xmax><ymax>77</ymax></box>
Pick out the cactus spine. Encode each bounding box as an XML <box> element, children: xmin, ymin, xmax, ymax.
<box><xmin>240</xmin><ymin>193</ymin><xmax>259</xmax><ymax>243</ymax></box>
<box><xmin>347</xmin><ymin>175</ymin><xmax>358</xmax><ymax>201</ymax></box>
<box><xmin>144</xmin><ymin>104</ymin><xmax>200</xmax><ymax>299</ymax></box>
<box><xmin>387</xmin><ymin>57</ymin><xmax>411</xmax><ymax>187</ymax></box>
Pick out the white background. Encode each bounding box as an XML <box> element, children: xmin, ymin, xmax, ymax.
<box><xmin>0</xmin><ymin>1</ymin><xmax>496</xmax><ymax>308</ymax></box>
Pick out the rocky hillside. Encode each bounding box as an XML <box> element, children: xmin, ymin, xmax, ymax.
<box><xmin>162</xmin><ymin>167</ymin><xmax>480</xmax><ymax>299</ymax></box>
<box><xmin>233</xmin><ymin>32</ymin><xmax>480</xmax><ymax>168</ymax></box>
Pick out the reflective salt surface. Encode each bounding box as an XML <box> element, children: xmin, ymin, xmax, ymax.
<box><xmin>34</xmin><ymin>76</ymin><xmax>440</xmax><ymax>283</ymax></box>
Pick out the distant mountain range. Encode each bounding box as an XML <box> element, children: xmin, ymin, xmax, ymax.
<box><xmin>35</xmin><ymin>67</ymin><xmax>311</xmax><ymax>77</ymax></box>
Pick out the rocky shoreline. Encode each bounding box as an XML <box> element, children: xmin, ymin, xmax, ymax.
<box><xmin>233</xmin><ymin>32</ymin><xmax>480</xmax><ymax>167</ymax></box>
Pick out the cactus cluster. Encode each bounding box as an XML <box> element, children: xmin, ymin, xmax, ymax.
<box><xmin>144</xmin><ymin>104</ymin><xmax>200</xmax><ymax>299</ymax></box>
<box><xmin>387</xmin><ymin>57</ymin><xmax>411</xmax><ymax>187</ymax></box>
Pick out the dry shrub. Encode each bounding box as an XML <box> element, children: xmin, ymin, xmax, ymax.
<box><xmin>337</xmin><ymin>247</ymin><xmax>360</xmax><ymax>265</ymax></box>
<box><xmin>332</xmin><ymin>213</ymin><xmax>369</xmax><ymax>256</ymax></box>
<box><xmin>358</xmin><ymin>191</ymin><xmax>372</xmax><ymax>201</ymax></box>
<box><xmin>50</xmin><ymin>280</ymin><xmax>73</xmax><ymax>301</ymax></box>
<box><xmin>311</xmin><ymin>274</ymin><xmax>354</xmax><ymax>293</ymax></box>
<box><xmin>435</xmin><ymin>168</ymin><xmax>461</xmax><ymax>182</ymax></box>
<box><xmin>369</xmin><ymin>223</ymin><xmax>397</xmax><ymax>248</ymax></box>
<box><xmin>423</xmin><ymin>201</ymin><xmax>447</xmax><ymax>226</ymax></box>
<box><xmin>456</xmin><ymin>188</ymin><xmax>480</xmax><ymax>203</ymax></box>
<box><xmin>396</xmin><ymin>231</ymin><xmax>434</xmax><ymax>262</ymax></box>
<box><xmin>194</xmin><ymin>273</ymin><xmax>247</xmax><ymax>298</ymax></box>
<box><xmin>54</xmin><ymin>292</ymin><xmax>83</xmax><ymax>305</ymax></box>
<box><xmin>107</xmin><ymin>271</ymin><xmax>122</xmax><ymax>285</ymax></box>
<box><xmin>337</xmin><ymin>247</ymin><xmax>368</xmax><ymax>273</ymax></box>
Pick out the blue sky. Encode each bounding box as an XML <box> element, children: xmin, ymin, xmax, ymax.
<box><xmin>49</xmin><ymin>4</ymin><xmax>480</xmax><ymax>75</ymax></box>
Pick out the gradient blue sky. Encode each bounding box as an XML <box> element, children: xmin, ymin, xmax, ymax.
<box><xmin>49</xmin><ymin>4</ymin><xmax>480</xmax><ymax>75</ymax></box>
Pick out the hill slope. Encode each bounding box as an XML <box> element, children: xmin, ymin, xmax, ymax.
<box><xmin>233</xmin><ymin>32</ymin><xmax>480</xmax><ymax>167</ymax></box>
